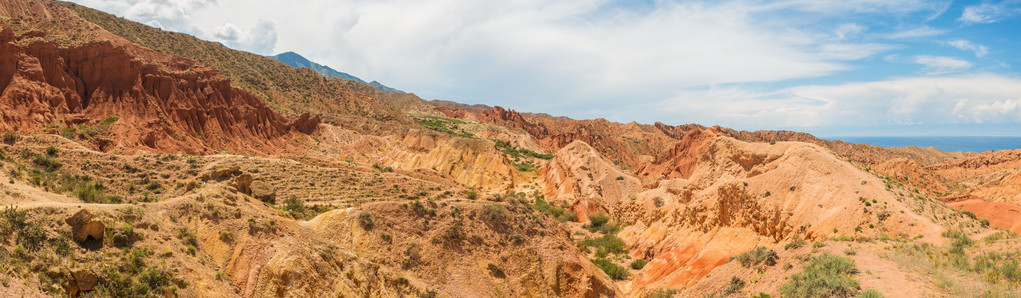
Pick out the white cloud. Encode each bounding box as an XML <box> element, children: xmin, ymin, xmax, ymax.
<box><xmin>647</xmin><ymin>74</ymin><xmax>1021</xmax><ymax>129</ymax></box>
<box><xmin>953</xmin><ymin>98</ymin><xmax>1021</xmax><ymax>123</ymax></box>
<box><xmin>766</xmin><ymin>0</ymin><xmax>951</xmax><ymax>14</ymax></box>
<box><xmin>880</xmin><ymin>26</ymin><xmax>946</xmax><ymax>39</ymax></box>
<box><xmin>948</xmin><ymin>39</ymin><xmax>989</xmax><ymax>57</ymax></box>
<box><xmin>70</xmin><ymin>0</ymin><xmax>216</xmax><ymax>30</ymax></box>
<box><xmin>210</xmin><ymin>20</ymin><xmax>277</xmax><ymax>54</ymax></box>
<box><xmin>253</xmin><ymin>0</ymin><xmax>913</xmax><ymax>105</ymax></box>
<box><xmin>959</xmin><ymin>1</ymin><xmax>1021</xmax><ymax>24</ymax></box>
<box><xmin>835</xmin><ymin>23</ymin><xmax>866</xmax><ymax>40</ymax></box>
<box><xmin>66</xmin><ymin>0</ymin><xmax>1021</xmax><ymax>132</ymax></box>
<box><xmin>914</xmin><ymin>55</ymin><xmax>972</xmax><ymax>74</ymax></box>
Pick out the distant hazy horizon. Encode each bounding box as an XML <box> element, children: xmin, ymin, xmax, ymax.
<box><xmin>822</xmin><ymin>136</ymin><xmax>1021</xmax><ymax>152</ymax></box>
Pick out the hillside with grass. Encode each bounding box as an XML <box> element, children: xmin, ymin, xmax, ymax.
<box><xmin>61</xmin><ymin>2</ymin><xmax>411</xmax><ymax>132</ymax></box>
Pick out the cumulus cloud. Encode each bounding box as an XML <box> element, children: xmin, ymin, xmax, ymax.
<box><xmin>646</xmin><ymin>74</ymin><xmax>1021</xmax><ymax>129</ymax></box>
<box><xmin>70</xmin><ymin>0</ymin><xmax>216</xmax><ymax>30</ymax></box>
<box><xmin>959</xmin><ymin>1</ymin><xmax>1021</xmax><ymax>24</ymax></box>
<box><xmin>286</xmin><ymin>0</ymin><xmax>938</xmax><ymax>108</ymax></box>
<box><xmin>914</xmin><ymin>55</ymin><xmax>972</xmax><ymax>74</ymax></box>
<box><xmin>211</xmin><ymin>20</ymin><xmax>277</xmax><ymax>55</ymax></box>
<box><xmin>948</xmin><ymin>39</ymin><xmax>989</xmax><ymax>57</ymax></box>
<box><xmin>66</xmin><ymin>0</ymin><xmax>1021</xmax><ymax>133</ymax></box>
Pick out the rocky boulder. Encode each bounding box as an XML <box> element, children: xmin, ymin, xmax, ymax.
<box><xmin>63</xmin><ymin>269</ymin><xmax>99</xmax><ymax>296</ymax></box>
<box><xmin>232</xmin><ymin>173</ymin><xmax>254</xmax><ymax>194</ymax></box>
<box><xmin>202</xmin><ymin>166</ymin><xmax>241</xmax><ymax>182</ymax></box>
<box><xmin>250</xmin><ymin>180</ymin><xmax>277</xmax><ymax>204</ymax></box>
<box><xmin>65</xmin><ymin>209</ymin><xmax>105</xmax><ymax>243</ymax></box>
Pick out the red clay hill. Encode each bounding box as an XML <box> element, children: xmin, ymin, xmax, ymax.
<box><xmin>0</xmin><ymin>0</ymin><xmax>317</xmax><ymax>155</ymax></box>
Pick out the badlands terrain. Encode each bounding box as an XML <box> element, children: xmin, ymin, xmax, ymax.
<box><xmin>0</xmin><ymin>0</ymin><xmax>1020</xmax><ymax>297</ymax></box>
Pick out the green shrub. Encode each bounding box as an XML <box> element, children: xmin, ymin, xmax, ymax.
<box><xmin>591</xmin><ymin>258</ymin><xmax>628</xmax><ymax>280</ymax></box>
<box><xmin>177</xmin><ymin>227</ymin><xmax>198</xmax><ymax>248</ymax></box>
<box><xmin>859</xmin><ymin>289</ymin><xmax>884</xmax><ymax>298</ymax></box>
<box><xmin>588</xmin><ymin>213</ymin><xmax>610</xmax><ymax>228</ymax></box>
<box><xmin>559</xmin><ymin>211</ymin><xmax>577</xmax><ymax>222</ymax></box>
<box><xmin>583</xmin><ymin>234</ymin><xmax>627</xmax><ymax>257</ymax></box>
<box><xmin>962</xmin><ymin>211</ymin><xmax>977</xmax><ymax>220</ymax></box>
<box><xmin>725</xmin><ymin>276</ymin><xmax>746</xmax><ymax>295</ymax></box>
<box><xmin>219</xmin><ymin>231</ymin><xmax>234</xmax><ymax>243</ymax></box>
<box><xmin>112</xmin><ymin>223</ymin><xmax>138</xmax><ymax>247</ymax></box>
<box><xmin>44</xmin><ymin>146</ymin><xmax>59</xmax><ymax>156</ymax></box>
<box><xmin>645</xmin><ymin>289</ymin><xmax>678</xmax><ymax>298</ymax></box>
<box><xmin>732</xmin><ymin>246</ymin><xmax>778</xmax><ymax>269</ymax></box>
<box><xmin>0</xmin><ymin>206</ymin><xmax>29</xmax><ymax>234</ymax></box>
<box><xmin>32</xmin><ymin>153</ymin><xmax>61</xmax><ymax>172</ymax></box>
<box><xmin>466</xmin><ymin>190</ymin><xmax>478</xmax><ymax>200</ymax></box>
<box><xmin>531</xmin><ymin>198</ymin><xmax>566</xmax><ymax>219</ymax></box>
<box><xmin>630</xmin><ymin>258</ymin><xmax>649</xmax><ymax>270</ymax></box>
<box><xmin>1</xmin><ymin>131</ymin><xmax>18</xmax><ymax>145</ymax></box>
<box><xmin>283</xmin><ymin>197</ymin><xmax>306</xmax><ymax>214</ymax></box>
<box><xmin>785</xmin><ymin>237</ymin><xmax>808</xmax><ymax>250</ymax></box>
<box><xmin>95</xmin><ymin>247</ymin><xmax>187</xmax><ymax>296</ymax></box>
<box><xmin>481</xmin><ymin>203</ymin><xmax>511</xmax><ymax>231</ymax></box>
<box><xmin>487</xmin><ymin>263</ymin><xmax>505</xmax><ymax>278</ymax></box>
<box><xmin>779</xmin><ymin>252</ymin><xmax>860</xmax><ymax>297</ymax></box>
<box><xmin>358</xmin><ymin>211</ymin><xmax>374</xmax><ymax>230</ymax></box>
<box><xmin>19</xmin><ymin>222</ymin><xmax>47</xmax><ymax>251</ymax></box>
<box><xmin>280</xmin><ymin>197</ymin><xmax>327</xmax><ymax>220</ymax></box>
<box><xmin>979</xmin><ymin>219</ymin><xmax>990</xmax><ymax>228</ymax></box>
<box><xmin>942</xmin><ymin>229</ymin><xmax>973</xmax><ymax>255</ymax></box>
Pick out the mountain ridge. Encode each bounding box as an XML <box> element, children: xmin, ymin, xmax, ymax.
<box><xmin>268</xmin><ymin>51</ymin><xmax>366</xmax><ymax>83</ymax></box>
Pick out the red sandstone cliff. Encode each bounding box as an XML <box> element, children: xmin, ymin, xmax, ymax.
<box><xmin>0</xmin><ymin>2</ymin><xmax>317</xmax><ymax>154</ymax></box>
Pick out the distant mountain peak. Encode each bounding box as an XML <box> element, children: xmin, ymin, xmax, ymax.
<box><xmin>268</xmin><ymin>51</ymin><xmax>366</xmax><ymax>83</ymax></box>
<box><xmin>368</xmin><ymin>81</ymin><xmax>405</xmax><ymax>94</ymax></box>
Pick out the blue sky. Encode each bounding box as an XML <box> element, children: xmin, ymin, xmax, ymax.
<box><xmin>69</xmin><ymin>0</ymin><xmax>1021</xmax><ymax>136</ymax></box>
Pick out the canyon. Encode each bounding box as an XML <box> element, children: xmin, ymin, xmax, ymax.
<box><xmin>0</xmin><ymin>1</ymin><xmax>1018</xmax><ymax>297</ymax></box>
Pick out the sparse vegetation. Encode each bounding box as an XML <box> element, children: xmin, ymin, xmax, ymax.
<box><xmin>732</xmin><ymin>246</ymin><xmax>778</xmax><ymax>269</ymax></box>
<box><xmin>487</xmin><ymin>263</ymin><xmax>505</xmax><ymax>278</ymax></box>
<box><xmin>112</xmin><ymin>222</ymin><xmax>139</xmax><ymax>247</ymax></box>
<box><xmin>32</xmin><ymin>153</ymin><xmax>61</xmax><ymax>172</ymax></box>
<box><xmin>415</xmin><ymin>116</ymin><xmax>474</xmax><ymax>138</ymax></box>
<box><xmin>1</xmin><ymin>131</ymin><xmax>19</xmax><ymax>144</ymax></box>
<box><xmin>177</xmin><ymin>227</ymin><xmax>199</xmax><ymax>254</ymax></box>
<box><xmin>785</xmin><ymin>236</ymin><xmax>808</xmax><ymax>250</ymax></box>
<box><xmin>630</xmin><ymin>258</ymin><xmax>648</xmax><ymax>270</ymax></box>
<box><xmin>530</xmin><ymin>198</ymin><xmax>575</xmax><ymax>222</ymax></box>
<box><xmin>44</xmin><ymin>146</ymin><xmax>58</xmax><ymax>156</ymax></box>
<box><xmin>96</xmin><ymin>247</ymin><xmax>189</xmax><ymax>296</ymax></box>
<box><xmin>584</xmin><ymin>213</ymin><xmax>619</xmax><ymax>234</ymax></box>
<box><xmin>645</xmin><ymin>289</ymin><xmax>679</xmax><ymax>298</ymax></box>
<box><xmin>358</xmin><ymin>211</ymin><xmax>374</xmax><ymax>230</ymax></box>
<box><xmin>779</xmin><ymin>252</ymin><xmax>860</xmax><ymax>297</ymax></box>
<box><xmin>591</xmin><ymin>258</ymin><xmax>628</xmax><ymax>280</ymax></box>
<box><xmin>495</xmin><ymin>140</ymin><xmax>553</xmax><ymax>160</ymax></box>
<box><xmin>725</xmin><ymin>276</ymin><xmax>746</xmax><ymax>295</ymax></box>
<box><xmin>583</xmin><ymin>234</ymin><xmax>627</xmax><ymax>257</ymax></box>
<box><xmin>480</xmin><ymin>203</ymin><xmax>511</xmax><ymax>231</ymax></box>
<box><xmin>280</xmin><ymin>197</ymin><xmax>329</xmax><ymax>220</ymax></box>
